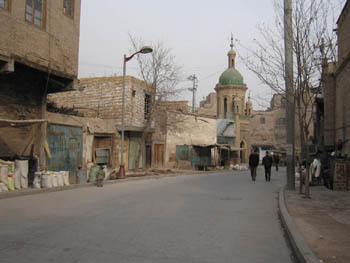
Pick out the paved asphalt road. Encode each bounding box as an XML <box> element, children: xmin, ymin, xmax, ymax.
<box><xmin>0</xmin><ymin>168</ymin><xmax>297</xmax><ymax>263</ymax></box>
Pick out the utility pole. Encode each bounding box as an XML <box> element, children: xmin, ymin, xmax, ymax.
<box><xmin>188</xmin><ymin>74</ymin><xmax>198</xmax><ymax>113</ymax></box>
<box><xmin>284</xmin><ymin>0</ymin><xmax>295</xmax><ymax>190</ymax></box>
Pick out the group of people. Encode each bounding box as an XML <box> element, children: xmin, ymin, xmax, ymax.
<box><xmin>249</xmin><ymin>149</ymin><xmax>280</xmax><ymax>182</ymax></box>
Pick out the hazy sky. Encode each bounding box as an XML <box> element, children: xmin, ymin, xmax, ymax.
<box><xmin>78</xmin><ymin>0</ymin><xmax>284</xmax><ymax>110</ymax></box>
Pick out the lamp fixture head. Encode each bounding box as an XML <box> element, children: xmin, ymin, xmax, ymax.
<box><xmin>139</xmin><ymin>46</ymin><xmax>153</xmax><ymax>54</ymax></box>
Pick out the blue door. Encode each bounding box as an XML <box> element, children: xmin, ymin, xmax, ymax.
<box><xmin>46</xmin><ymin>124</ymin><xmax>83</xmax><ymax>183</ymax></box>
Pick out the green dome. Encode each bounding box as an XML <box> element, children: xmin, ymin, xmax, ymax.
<box><xmin>218</xmin><ymin>68</ymin><xmax>245</xmax><ymax>86</ymax></box>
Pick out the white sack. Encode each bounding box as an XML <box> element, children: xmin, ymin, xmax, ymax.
<box><xmin>15</xmin><ymin>160</ymin><xmax>29</xmax><ymax>189</ymax></box>
<box><xmin>52</xmin><ymin>173</ymin><xmax>58</xmax><ymax>187</ymax></box>
<box><xmin>57</xmin><ymin>172</ymin><xmax>64</xmax><ymax>187</ymax></box>
<box><xmin>62</xmin><ymin>171</ymin><xmax>70</xmax><ymax>186</ymax></box>
<box><xmin>41</xmin><ymin>173</ymin><xmax>53</xmax><ymax>188</ymax></box>
<box><xmin>0</xmin><ymin>165</ymin><xmax>8</xmax><ymax>186</ymax></box>
<box><xmin>33</xmin><ymin>172</ymin><xmax>41</xmax><ymax>189</ymax></box>
<box><xmin>0</xmin><ymin>182</ymin><xmax>8</xmax><ymax>192</ymax></box>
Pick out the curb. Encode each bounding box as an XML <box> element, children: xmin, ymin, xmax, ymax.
<box><xmin>0</xmin><ymin>169</ymin><xmax>233</xmax><ymax>200</ymax></box>
<box><xmin>278</xmin><ymin>187</ymin><xmax>319</xmax><ymax>263</ymax></box>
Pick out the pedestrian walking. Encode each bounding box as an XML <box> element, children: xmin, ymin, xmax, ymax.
<box><xmin>262</xmin><ymin>151</ymin><xmax>273</xmax><ymax>181</ymax></box>
<box><xmin>273</xmin><ymin>153</ymin><xmax>280</xmax><ymax>171</ymax></box>
<box><xmin>96</xmin><ymin>165</ymin><xmax>105</xmax><ymax>187</ymax></box>
<box><xmin>249</xmin><ymin>148</ymin><xmax>259</xmax><ymax>181</ymax></box>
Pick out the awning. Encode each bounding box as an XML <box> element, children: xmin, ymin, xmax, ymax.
<box><xmin>0</xmin><ymin>118</ymin><xmax>47</xmax><ymax>128</ymax></box>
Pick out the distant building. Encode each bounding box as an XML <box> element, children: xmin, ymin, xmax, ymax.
<box><xmin>197</xmin><ymin>92</ymin><xmax>217</xmax><ymax>117</ymax></box>
<box><xmin>0</xmin><ymin>0</ymin><xmax>81</xmax><ymax>170</ymax></box>
<box><xmin>250</xmin><ymin>93</ymin><xmax>314</xmax><ymax>161</ymax></box>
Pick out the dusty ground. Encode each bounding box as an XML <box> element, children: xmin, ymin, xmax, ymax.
<box><xmin>285</xmin><ymin>186</ymin><xmax>350</xmax><ymax>263</ymax></box>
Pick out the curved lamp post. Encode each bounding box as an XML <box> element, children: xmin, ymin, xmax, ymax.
<box><xmin>119</xmin><ymin>46</ymin><xmax>153</xmax><ymax>178</ymax></box>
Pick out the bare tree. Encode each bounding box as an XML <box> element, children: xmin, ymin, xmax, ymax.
<box><xmin>240</xmin><ymin>0</ymin><xmax>342</xmax><ymax>196</ymax></box>
<box><xmin>128</xmin><ymin>35</ymin><xmax>183</xmax><ymax>169</ymax></box>
<box><xmin>129</xmin><ymin>35</ymin><xmax>183</xmax><ymax>102</ymax></box>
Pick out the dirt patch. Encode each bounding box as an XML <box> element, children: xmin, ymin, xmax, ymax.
<box><xmin>285</xmin><ymin>187</ymin><xmax>350</xmax><ymax>263</ymax></box>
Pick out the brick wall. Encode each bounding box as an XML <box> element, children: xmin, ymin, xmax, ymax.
<box><xmin>335</xmin><ymin>1</ymin><xmax>350</xmax><ymax>155</ymax></box>
<box><xmin>0</xmin><ymin>0</ymin><xmax>81</xmax><ymax>77</ymax></box>
<box><xmin>323</xmin><ymin>65</ymin><xmax>336</xmax><ymax>147</ymax></box>
<box><xmin>337</xmin><ymin>1</ymin><xmax>350</xmax><ymax>63</ymax></box>
<box><xmin>48</xmin><ymin>76</ymin><xmax>154</xmax><ymax>128</ymax></box>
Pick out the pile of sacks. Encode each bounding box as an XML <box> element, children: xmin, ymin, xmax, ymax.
<box><xmin>35</xmin><ymin>171</ymin><xmax>70</xmax><ymax>189</ymax></box>
<box><xmin>0</xmin><ymin>160</ymin><xmax>29</xmax><ymax>192</ymax></box>
<box><xmin>0</xmin><ymin>159</ymin><xmax>70</xmax><ymax>192</ymax></box>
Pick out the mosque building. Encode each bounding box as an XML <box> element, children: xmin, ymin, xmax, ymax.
<box><xmin>214</xmin><ymin>36</ymin><xmax>252</xmax><ymax>164</ymax></box>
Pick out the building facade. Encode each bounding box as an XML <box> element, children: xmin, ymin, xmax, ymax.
<box><xmin>0</xmin><ymin>0</ymin><xmax>81</xmax><ymax>169</ymax></box>
<box><xmin>335</xmin><ymin>0</ymin><xmax>350</xmax><ymax>155</ymax></box>
<box><xmin>48</xmin><ymin>76</ymin><xmax>155</xmax><ymax>171</ymax></box>
<box><xmin>318</xmin><ymin>0</ymin><xmax>350</xmax><ymax>156</ymax></box>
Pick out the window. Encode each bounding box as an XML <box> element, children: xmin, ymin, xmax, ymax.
<box><xmin>260</xmin><ymin>117</ymin><xmax>265</xmax><ymax>124</ymax></box>
<box><xmin>144</xmin><ymin>94</ymin><xmax>151</xmax><ymax>120</ymax></box>
<box><xmin>0</xmin><ymin>0</ymin><xmax>9</xmax><ymax>9</ymax></box>
<box><xmin>224</xmin><ymin>98</ymin><xmax>227</xmax><ymax>118</ymax></box>
<box><xmin>63</xmin><ymin>0</ymin><xmax>73</xmax><ymax>17</ymax></box>
<box><xmin>26</xmin><ymin>0</ymin><xmax>45</xmax><ymax>27</ymax></box>
<box><xmin>281</xmin><ymin>98</ymin><xmax>286</xmax><ymax>108</ymax></box>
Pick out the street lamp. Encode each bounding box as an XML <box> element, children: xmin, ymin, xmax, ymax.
<box><xmin>119</xmin><ymin>46</ymin><xmax>153</xmax><ymax>178</ymax></box>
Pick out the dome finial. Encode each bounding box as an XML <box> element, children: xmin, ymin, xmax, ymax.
<box><xmin>228</xmin><ymin>33</ymin><xmax>236</xmax><ymax>68</ymax></box>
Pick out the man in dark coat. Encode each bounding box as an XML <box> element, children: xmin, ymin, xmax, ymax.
<box><xmin>262</xmin><ymin>151</ymin><xmax>273</xmax><ymax>182</ymax></box>
<box><xmin>273</xmin><ymin>153</ymin><xmax>280</xmax><ymax>171</ymax></box>
<box><xmin>249</xmin><ymin>148</ymin><xmax>259</xmax><ymax>181</ymax></box>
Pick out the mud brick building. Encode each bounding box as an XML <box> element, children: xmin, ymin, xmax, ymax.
<box><xmin>0</xmin><ymin>0</ymin><xmax>81</xmax><ymax>168</ymax></box>
<box><xmin>48</xmin><ymin>76</ymin><xmax>156</xmax><ymax>171</ymax></box>
<box><xmin>316</xmin><ymin>0</ymin><xmax>350</xmax><ymax>156</ymax></box>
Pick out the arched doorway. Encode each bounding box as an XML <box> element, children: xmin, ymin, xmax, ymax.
<box><xmin>240</xmin><ymin>141</ymin><xmax>245</xmax><ymax>163</ymax></box>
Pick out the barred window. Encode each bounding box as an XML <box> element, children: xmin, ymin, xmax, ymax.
<box><xmin>26</xmin><ymin>0</ymin><xmax>45</xmax><ymax>27</ymax></box>
<box><xmin>260</xmin><ymin>117</ymin><xmax>265</xmax><ymax>124</ymax></box>
<box><xmin>63</xmin><ymin>0</ymin><xmax>74</xmax><ymax>17</ymax></box>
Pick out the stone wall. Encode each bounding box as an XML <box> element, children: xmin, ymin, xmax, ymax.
<box><xmin>0</xmin><ymin>0</ymin><xmax>81</xmax><ymax>77</ymax></box>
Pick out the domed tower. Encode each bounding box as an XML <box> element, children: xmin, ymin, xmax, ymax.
<box><xmin>215</xmin><ymin>35</ymin><xmax>252</xmax><ymax>164</ymax></box>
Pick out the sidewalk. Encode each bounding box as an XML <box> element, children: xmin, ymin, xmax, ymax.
<box><xmin>283</xmin><ymin>186</ymin><xmax>350</xmax><ymax>263</ymax></box>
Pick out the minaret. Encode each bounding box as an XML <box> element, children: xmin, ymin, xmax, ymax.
<box><xmin>246</xmin><ymin>91</ymin><xmax>253</xmax><ymax>116</ymax></box>
<box><xmin>228</xmin><ymin>34</ymin><xmax>236</xmax><ymax>68</ymax></box>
